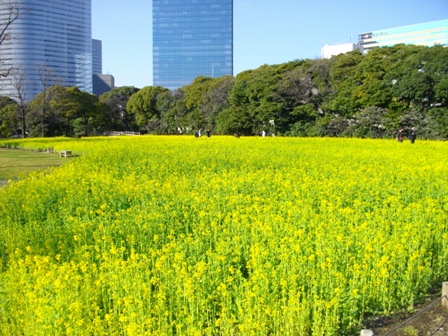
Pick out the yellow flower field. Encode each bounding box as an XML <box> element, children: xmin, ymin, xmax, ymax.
<box><xmin>0</xmin><ymin>136</ymin><xmax>447</xmax><ymax>335</ymax></box>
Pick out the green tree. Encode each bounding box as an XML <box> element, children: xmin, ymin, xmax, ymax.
<box><xmin>183</xmin><ymin>76</ymin><xmax>213</xmax><ymax>110</ymax></box>
<box><xmin>65</xmin><ymin>87</ymin><xmax>100</xmax><ymax>136</ymax></box>
<box><xmin>393</xmin><ymin>71</ymin><xmax>434</xmax><ymax>111</ymax></box>
<box><xmin>126</xmin><ymin>86</ymin><xmax>169</xmax><ymax>132</ymax></box>
<box><xmin>399</xmin><ymin>107</ymin><xmax>440</xmax><ymax>139</ymax></box>
<box><xmin>243</xmin><ymin>64</ymin><xmax>285</xmax><ymax>134</ymax></box>
<box><xmin>273</xmin><ymin>61</ymin><xmax>320</xmax><ymax>132</ymax></box>
<box><xmin>434</xmin><ymin>78</ymin><xmax>448</xmax><ymax>107</ymax></box>
<box><xmin>182</xmin><ymin>76</ymin><xmax>214</xmax><ymax>130</ymax></box>
<box><xmin>28</xmin><ymin>88</ymin><xmax>53</xmax><ymax>137</ymax></box>
<box><xmin>40</xmin><ymin>86</ymin><xmax>72</xmax><ymax>136</ymax></box>
<box><xmin>9</xmin><ymin>69</ymin><xmax>29</xmax><ymax>137</ymax></box>
<box><xmin>216</xmin><ymin>77</ymin><xmax>251</xmax><ymax>135</ymax></box>
<box><xmin>388</xmin><ymin>45</ymin><xmax>447</xmax><ymax>111</ymax></box>
<box><xmin>42</xmin><ymin>86</ymin><xmax>99</xmax><ymax>137</ymax></box>
<box><xmin>350</xmin><ymin>106</ymin><xmax>388</xmax><ymax>138</ymax></box>
<box><xmin>33</xmin><ymin>66</ymin><xmax>61</xmax><ymax>137</ymax></box>
<box><xmin>0</xmin><ymin>96</ymin><xmax>18</xmax><ymax>137</ymax></box>
<box><xmin>99</xmin><ymin>86</ymin><xmax>139</xmax><ymax>131</ymax></box>
<box><xmin>200</xmin><ymin>76</ymin><xmax>234</xmax><ymax>130</ymax></box>
<box><xmin>329</xmin><ymin>50</ymin><xmax>364</xmax><ymax>115</ymax></box>
<box><xmin>428</xmin><ymin>107</ymin><xmax>448</xmax><ymax>139</ymax></box>
<box><xmin>270</xmin><ymin>59</ymin><xmax>333</xmax><ymax>136</ymax></box>
<box><xmin>352</xmin><ymin>48</ymin><xmax>393</xmax><ymax>109</ymax></box>
<box><xmin>159</xmin><ymin>90</ymin><xmax>190</xmax><ymax>134</ymax></box>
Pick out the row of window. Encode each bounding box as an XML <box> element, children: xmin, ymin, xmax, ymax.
<box><xmin>154</xmin><ymin>42</ymin><xmax>231</xmax><ymax>48</ymax></box>
<box><xmin>12</xmin><ymin>24</ymin><xmax>88</xmax><ymax>34</ymax></box>
<box><xmin>154</xmin><ymin>65</ymin><xmax>232</xmax><ymax>71</ymax></box>
<box><xmin>154</xmin><ymin>43</ymin><xmax>232</xmax><ymax>49</ymax></box>
<box><xmin>154</xmin><ymin>53</ymin><xmax>232</xmax><ymax>59</ymax></box>
<box><xmin>155</xmin><ymin>51</ymin><xmax>231</xmax><ymax>56</ymax></box>
<box><xmin>155</xmin><ymin>21</ymin><xmax>230</xmax><ymax>26</ymax></box>
<box><xmin>154</xmin><ymin>35</ymin><xmax>231</xmax><ymax>42</ymax></box>
<box><xmin>154</xmin><ymin>4</ymin><xmax>231</xmax><ymax>10</ymax></box>
<box><xmin>154</xmin><ymin>33</ymin><xmax>231</xmax><ymax>39</ymax></box>
<box><xmin>359</xmin><ymin>33</ymin><xmax>447</xmax><ymax>47</ymax></box>
<box><xmin>153</xmin><ymin>0</ymin><xmax>233</xmax><ymax>90</ymax></box>
<box><xmin>155</xmin><ymin>13</ymin><xmax>231</xmax><ymax>19</ymax></box>
<box><xmin>154</xmin><ymin>57</ymin><xmax>232</xmax><ymax>63</ymax></box>
<box><xmin>154</xmin><ymin>20</ymin><xmax>231</xmax><ymax>27</ymax></box>
<box><xmin>155</xmin><ymin>29</ymin><xmax>231</xmax><ymax>34</ymax></box>
<box><xmin>155</xmin><ymin>68</ymin><xmax>232</xmax><ymax>74</ymax></box>
<box><xmin>367</xmin><ymin>28</ymin><xmax>447</xmax><ymax>42</ymax></box>
<box><xmin>154</xmin><ymin>61</ymin><xmax>232</xmax><ymax>68</ymax></box>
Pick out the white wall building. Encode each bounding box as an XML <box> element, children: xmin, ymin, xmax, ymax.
<box><xmin>359</xmin><ymin>19</ymin><xmax>448</xmax><ymax>54</ymax></box>
<box><xmin>321</xmin><ymin>43</ymin><xmax>361</xmax><ymax>59</ymax></box>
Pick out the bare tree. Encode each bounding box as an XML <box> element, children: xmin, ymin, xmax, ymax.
<box><xmin>37</xmin><ymin>65</ymin><xmax>61</xmax><ymax>137</ymax></box>
<box><xmin>0</xmin><ymin>1</ymin><xmax>20</xmax><ymax>78</ymax></box>
<box><xmin>10</xmin><ymin>69</ymin><xmax>27</xmax><ymax>137</ymax></box>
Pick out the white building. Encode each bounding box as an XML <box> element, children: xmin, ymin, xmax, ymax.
<box><xmin>359</xmin><ymin>19</ymin><xmax>448</xmax><ymax>54</ymax></box>
<box><xmin>321</xmin><ymin>43</ymin><xmax>361</xmax><ymax>59</ymax></box>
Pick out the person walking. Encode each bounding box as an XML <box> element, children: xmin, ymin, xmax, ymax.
<box><xmin>409</xmin><ymin>127</ymin><xmax>416</xmax><ymax>144</ymax></box>
<box><xmin>397</xmin><ymin>128</ymin><xmax>404</xmax><ymax>142</ymax></box>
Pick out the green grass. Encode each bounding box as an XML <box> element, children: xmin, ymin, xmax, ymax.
<box><xmin>0</xmin><ymin>148</ymin><xmax>70</xmax><ymax>182</ymax></box>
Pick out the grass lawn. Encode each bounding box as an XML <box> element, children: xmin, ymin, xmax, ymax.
<box><xmin>0</xmin><ymin>148</ymin><xmax>71</xmax><ymax>183</ymax></box>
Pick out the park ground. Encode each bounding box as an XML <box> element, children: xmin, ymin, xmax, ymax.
<box><xmin>0</xmin><ymin>148</ymin><xmax>71</xmax><ymax>186</ymax></box>
<box><xmin>0</xmin><ymin>147</ymin><xmax>447</xmax><ymax>335</ymax></box>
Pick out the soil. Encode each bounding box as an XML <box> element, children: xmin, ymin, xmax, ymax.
<box><xmin>362</xmin><ymin>293</ymin><xmax>448</xmax><ymax>336</ymax></box>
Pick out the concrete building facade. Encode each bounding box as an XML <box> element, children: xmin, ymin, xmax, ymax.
<box><xmin>93</xmin><ymin>74</ymin><xmax>115</xmax><ymax>96</ymax></box>
<box><xmin>321</xmin><ymin>43</ymin><xmax>361</xmax><ymax>59</ymax></box>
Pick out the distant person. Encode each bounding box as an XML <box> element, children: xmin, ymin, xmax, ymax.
<box><xmin>397</xmin><ymin>128</ymin><xmax>404</xmax><ymax>142</ymax></box>
<box><xmin>409</xmin><ymin>127</ymin><xmax>416</xmax><ymax>144</ymax></box>
<box><xmin>262</xmin><ymin>130</ymin><xmax>266</xmax><ymax>138</ymax></box>
<box><xmin>206</xmin><ymin>129</ymin><xmax>211</xmax><ymax>137</ymax></box>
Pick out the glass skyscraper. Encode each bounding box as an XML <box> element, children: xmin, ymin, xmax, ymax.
<box><xmin>0</xmin><ymin>0</ymin><xmax>92</xmax><ymax>101</ymax></box>
<box><xmin>359</xmin><ymin>19</ymin><xmax>448</xmax><ymax>54</ymax></box>
<box><xmin>153</xmin><ymin>0</ymin><xmax>233</xmax><ymax>91</ymax></box>
<box><xmin>92</xmin><ymin>39</ymin><xmax>103</xmax><ymax>75</ymax></box>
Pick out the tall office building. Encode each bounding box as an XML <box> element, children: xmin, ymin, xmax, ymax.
<box><xmin>0</xmin><ymin>0</ymin><xmax>92</xmax><ymax>101</ymax></box>
<box><xmin>153</xmin><ymin>0</ymin><xmax>233</xmax><ymax>91</ymax></box>
<box><xmin>92</xmin><ymin>39</ymin><xmax>103</xmax><ymax>75</ymax></box>
<box><xmin>93</xmin><ymin>74</ymin><xmax>115</xmax><ymax>96</ymax></box>
<box><xmin>92</xmin><ymin>38</ymin><xmax>114</xmax><ymax>96</ymax></box>
<box><xmin>359</xmin><ymin>19</ymin><xmax>448</xmax><ymax>54</ymax></box>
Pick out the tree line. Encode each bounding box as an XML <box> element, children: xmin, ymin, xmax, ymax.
<box><xmin>1</xmin><ymin>43</ymin><xmax>447</xmax><ymax>139</ymax></box>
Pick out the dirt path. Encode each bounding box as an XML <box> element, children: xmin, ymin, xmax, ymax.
<box><xmin>366</xmin><ymin>294</ymin><xmax>448</xmax><ymax>335</ymax></box>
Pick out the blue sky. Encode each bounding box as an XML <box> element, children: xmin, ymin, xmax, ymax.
<box><xmin>92</xmin><ymin>0</ymin><xmax>448</xmax><ymax>88</ymax></box>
